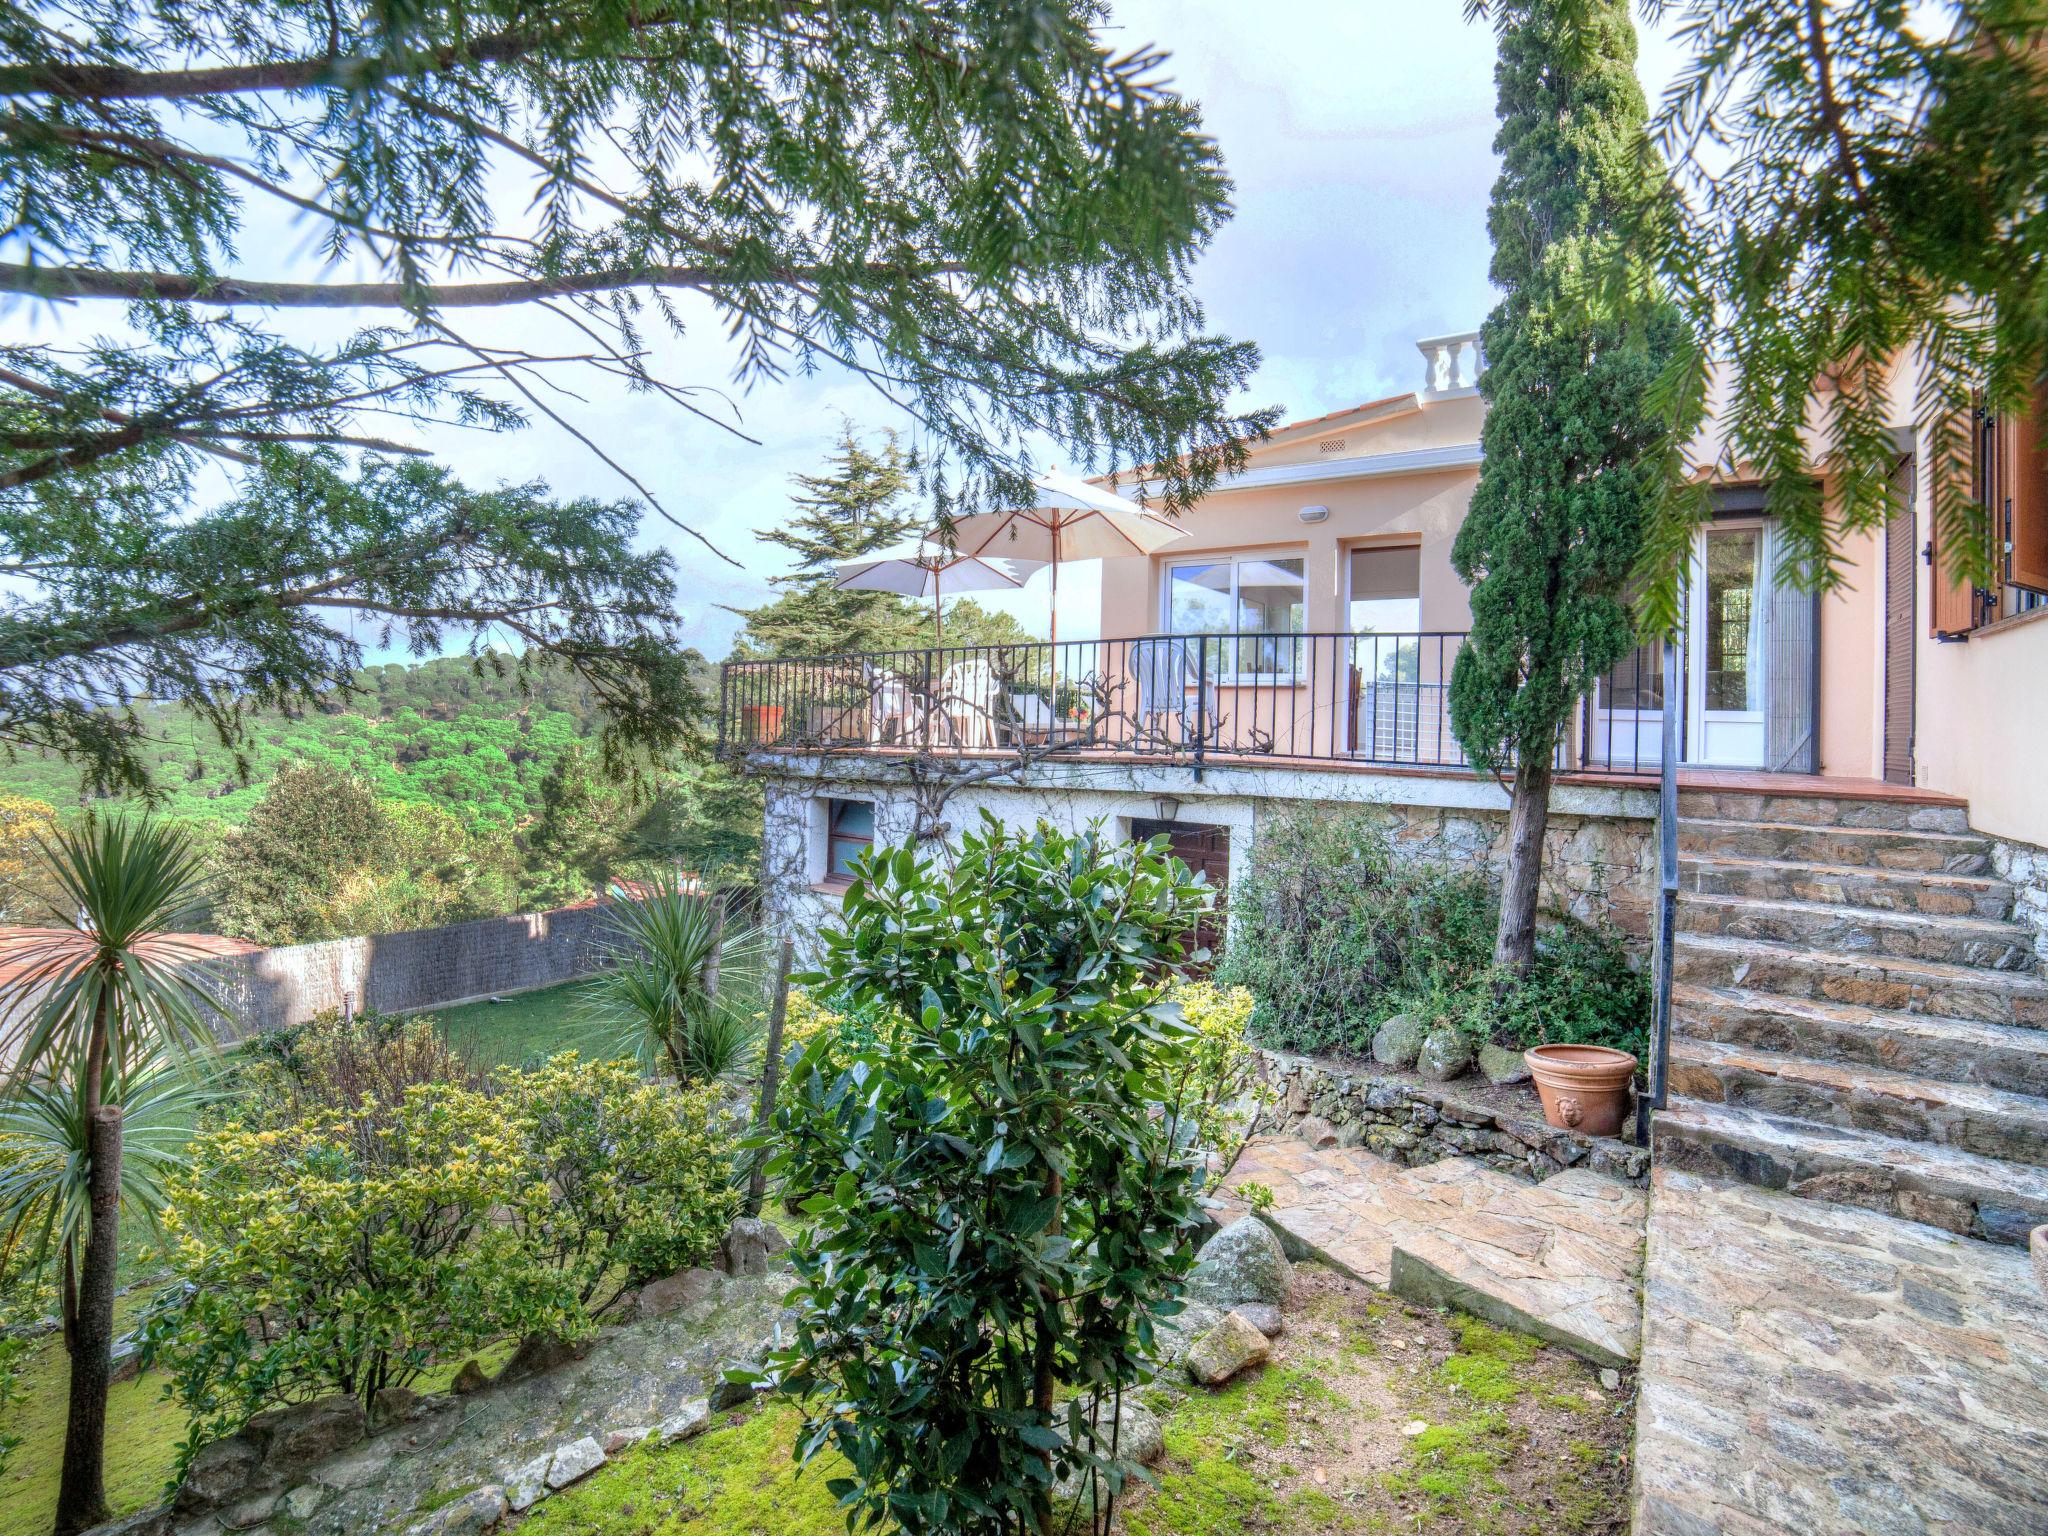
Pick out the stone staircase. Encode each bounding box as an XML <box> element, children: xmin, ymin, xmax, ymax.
<box><xmin>1651</xmin><ymin>786</ymin><xmax>2048</xmax><ymax>1246</ymax></box>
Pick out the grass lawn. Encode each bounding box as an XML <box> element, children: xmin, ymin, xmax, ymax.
<box><xmin>525</xmin><ymin>1265</ymin><xmax>1635</xmax><ymax>1536</ymax></box>
<box><xmin>426</xmin><ymin>978</ymin><xmax>629</xmax><ymax>1069</ymax></box>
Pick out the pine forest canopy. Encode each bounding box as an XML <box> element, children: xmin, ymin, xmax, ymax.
<box><xmin>0</xmin><ymin>0</ymin><xmax>1275</xmax><ymax>800</ymax></box>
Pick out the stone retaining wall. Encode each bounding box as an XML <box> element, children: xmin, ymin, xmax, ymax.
<box><xmin>1259</xmin><ymin>1049</ymin><xmax>1650</xmax><ymax>1186</ymax></box>
<box><xmin>1990</xmin><ymin>834</ymin><xmax>2048</xmax><ymax>965</ymax></box>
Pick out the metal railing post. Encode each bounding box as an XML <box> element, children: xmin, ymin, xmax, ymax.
<box><xmin>1641</xmin><ymin>633</ymin><xmax>1681</xmax><ymax>1148</ymax></box>
<box><xmin>1191</xmin><ymin>637</ymin><xmax>1208</xmax><ymax>781</ymax></box>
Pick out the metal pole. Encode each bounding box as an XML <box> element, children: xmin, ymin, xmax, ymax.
<box><xmin>1191</xmin><ymin>636</ymin><xmax>1208</xmax><ymax>782</ymax></box>
<box><xmin>1641</xmin><ymin>631</ymin><xmax>1681</xmax><ymax>1147</ymax></box>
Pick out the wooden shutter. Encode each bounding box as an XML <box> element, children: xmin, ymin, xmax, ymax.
<box><xmin>2004</xmin><ymin>384</ymin><xmax>2048</xmax><ymax>595</ymax></box>
<box><xmin>1929</xmin><ymin>408</ymin><xmax>1986</xmax><ymax>637</ymax></box>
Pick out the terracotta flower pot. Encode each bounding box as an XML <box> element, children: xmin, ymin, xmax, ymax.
<box><xmin>740</xmin><ymin>703</ymin><xmax>786</xmax><ymax>744</ymax></box>
<box><xmin>1524</xmin><ymin>1044</ymin><xmax>1638</xmax><ymax>1138</ymax></box>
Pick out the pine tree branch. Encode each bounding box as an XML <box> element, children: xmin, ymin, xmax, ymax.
<box><xmin>0</xmin><ymin>260</ymin><xmax>969</xmax><ymax>309</ymax></box>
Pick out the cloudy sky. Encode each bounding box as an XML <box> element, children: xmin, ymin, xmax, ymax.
<box><xmin>12</xmin><ymin>4</ymin><xmax>1688</xmax><ymax>661</ymax></box>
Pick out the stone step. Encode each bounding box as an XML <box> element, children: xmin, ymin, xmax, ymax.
<box><xmin>1674</xmin><ymin>983</ymin><xmax>2048</xmax><ymax>1098</ymax></box>
<box><xmin>1678</xmin><ymin>818</ymin><xmax>1993</xmax><ymax>874</ymax></box>
<box><xmin>1673</xmin><ymin>930</ymin><xmax>2048</xmax><ymax>1028</ymax></box>
<box><xmin>1676</xmin><ymin>788</ymin><xmax>1972</xmax><ymax>834</ymax></box>
<box><xmin>1678</xmin><ymin>854</ymin><xmax>2016</xmax><ymax>922</ymax></box>
<box><xmin>1651</xmin><ymin>1099</ymin><xmax>2048</xmax><ymax>1245</ymax></box>
<box><xmin>1676</xmin><ymin>890</ymin><xmax>2035</xmax><ymax>971</ymax></box>
<box><xmin>1667</xmin><ymin>1036</ymin><xmax>2048</xmax><ymax>1169</ymax></box>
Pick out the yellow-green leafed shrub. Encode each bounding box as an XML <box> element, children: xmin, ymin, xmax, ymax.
<box><xmin>149</xmin><ymin>1085</ymin><xmax>582</xmax><ymax>1452</ymax></box>
<box><xmin>1165</xmin><ymin>981</ymin><xmax>1268</xmax><ymax>1182</ymax></box>
<box><xmin>778</xmin><ymin>990</ymin><xmax>843</xmax><ymax>1057</ymax></box>
<box><xmin>496</xmin><ymin>1055</ymin><xmax>742</xmax><ymax>1311</ymax></box>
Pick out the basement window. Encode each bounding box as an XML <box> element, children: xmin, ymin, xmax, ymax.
<box><xmin>823</xmin><ymin>798</ymin><xmax>874</xmax><ymax>884</ymax></box>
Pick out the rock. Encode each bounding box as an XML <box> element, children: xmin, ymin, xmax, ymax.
<box><xmin>370</xmin><ymin>1387</ymin><xmax>423</xmax><ymax>1430</ymax></box>
<box><xmin>79</xmin><ymin>1508</ymin><xmax>171</xmax><ymax>1536</ymax></box>
<box><xmin>505</xmin><ymin>1451</ymin><xmax>554</xmax><ymax>1513</ymax></box>
<box><xmin>450</xmin><ymin>1359</ymin><xmax>490</xmax><ymax>1395</ymax></box>
<box><xmin>658</xmin><ymin>1399</ymin><xmax>713</xmax><ymax>1444</ymax></box>
<box><xmin>1898</xmin><ymin>1187</ymin><xmax>1975</xmax><ymax>1235</ymax></box>
<box><xmin>1294</xmin><ymin>1115</ymin><xmax>1338</xmax><ymax>1150</ymax></box>
<box><xmin>408</xmin><ymin>1484</ymin><xmax>507</xmax><ymax>1536</ymax></box>
<box><xmin>1154</xmin><ymin>1298</ymin><xmax>1226</xmax><ymax>1368</ymax></box>
<box><xmin>603</xmin><ymin>1425</ymin><xmax>652</xmax><ymax>1455</ymax></box>
<box><xmin>1371</xmin><ymin>1013</ymin><xmax>1425</xmax><ymax>1068</ymax></box>
<box><xmin>1185</xmin><ymin>1311</ymin><xmax>1271</xmax><ymax>1386</ymax></box>
<box><xmin>313</xmin><ymin>1443</ymin><xmax>392</xmax><ymax>1492</ymax></box>
<box><xmin>1186</xmin><ymin>1217</ymin><xmax>1291</xmax><ymax>1308</ymax></box>
<box><xmin>1599</xmin><ymin>1367</ymin><xmax>1622</xmax><ymax>1392</ymax></box>
<box><xmin>282</xmin><ymin>1485</ymin><xmax>325</xmax><ymax>1521</ymax></box>
<box><xmin>636</xmin><ymin>1266</ymin><xmax>718</xmax><ymax>1319</ymax></box>
<box><xmin>2032</xmin><ymin>1225</ymin><xmax>2047</xmax><ymax>1300</ymax></box>
<box><xmin>174</xmin><ymin>1435</ymin><xmax>263</xmax><ymax>1516</ymax></box>
<box><xmin>497</xmin><ymin>1333</ymin><xmax>585</xmax><ymax>1385</ymax></box>
<box><xmin>707</xmin><ymin>1369</ymin><xmax>757</xmax><ymax>1412</ymax></box>
<box><xmin>248</xmin><ymin>1395</ymin><xmax>368</xmax><ymax>1479</ymax></box>
<box><xmin>219</xmin><ymin>1490</ymin><xmax>278</xmax><ymax>1531</ymax></box>
<box><xmin>1477</xmin><ymin>1042</ymin><xmax>1531</xmax><ymax>1086</ymax></box>
<box><xmin>1416</xmin><ymin>1027</ymin><xmax>1474</xmax><ymax>1083</ymax></box>
<box><xmin>545</xmin><ymin>1436</ymin><xmax>606</xmax><ymax>1491</ymax></box>
<box><xmin>1230</xmin><ymin>1302</ymin><xmax>1285</xmax><ymax>1339</ymax></box>
<box><xmin>719</xmin><ymin>1217</ymin><xmax>790</xmax><ymax>1277</ymax></box>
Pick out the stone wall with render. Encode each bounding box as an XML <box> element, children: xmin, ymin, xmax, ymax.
<box><xmin>754</xmin><ymin>753</ymin><xmax>1656</xmax><ymax>965</ymax></box>
<box><xmin>1989</xmin><ymin>834</ymin><xmax>2048</xmax><ymax>965</ymax></box>
<box><xmin>1259</xmin><ymin>1049</ymin><xmax>1651</xmax><ymax>1187</ymax></box>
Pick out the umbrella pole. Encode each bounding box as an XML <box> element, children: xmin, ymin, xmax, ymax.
<box><xmin>933</xmin><ymin>580</ymin><xmax>942</xmax><ymax>645</ymax></box>
<box><xmin>1049</xmin><ymin>518</ymin><xmax>1060</xmax><ymax>653</ymax></box>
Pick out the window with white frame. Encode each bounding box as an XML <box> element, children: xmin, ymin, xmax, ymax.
<box><xmin>1163</xmin><ymin>554</ymin><xmax>1306</xmax><ymax>678</ymax></box>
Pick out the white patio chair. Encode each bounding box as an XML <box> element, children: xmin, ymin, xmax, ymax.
<box><xmin>1131</xmin><ymin>636</ymin><xmax>1217</xmax><ymax>748</ymax></box>
<box><xmin>864</xmin><ymin>662</ymin><xmax>916</xmax><ymax>745</ymax></box>
<box><xmin>939</xmin><ymin>658</ymin><xmax>1001</xmax><ymax>748</ymax></box>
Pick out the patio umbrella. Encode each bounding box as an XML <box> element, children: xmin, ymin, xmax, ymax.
<box><xmin>946</xmin><ymin>467</ymin><xmax>1188</xmax><ymax>647</ymax></box>
<box><xmin>832</xmin><ymin>540</ymin><xmax>1046</xmax><ymax>643</ymax></box>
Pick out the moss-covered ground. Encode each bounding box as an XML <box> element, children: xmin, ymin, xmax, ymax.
<box><xmin>527</xmin><ymin>1263</ymin><xmax>1634</xmax><ymax>1536</ymax></box>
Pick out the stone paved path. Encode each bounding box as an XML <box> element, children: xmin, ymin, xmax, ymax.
<box><xmin>1634</xmin><ymin>1167</ymin><xmax>2048</xmax><ymax>1536</ymax></box>
<box><xmin>1222</xmin><ymin>1135</ymin><xmax>1646</xmax><ymax>1367</ymax></box>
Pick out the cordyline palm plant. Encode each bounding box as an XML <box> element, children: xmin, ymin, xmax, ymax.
<box><xmin>593</xmin><ymin>877</ymin><xmax>764</xmax><ymax>1085</ymax></box>
<box><xmin>0</xmin><ymin>819</ymin><xmax>217</xmax><ymax>1536</ymax></box>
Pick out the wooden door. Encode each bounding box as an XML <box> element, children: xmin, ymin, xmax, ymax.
<box><xmin>1129</xmin><ymin>817</ymin><xmax>1229</xmax><ymax>965</ymax></box>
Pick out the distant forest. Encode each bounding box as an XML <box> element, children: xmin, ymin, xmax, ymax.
<box><xmin>0</xmin><ymin>655</ymin><xmax>756</xmax><ymax>946</ymax></box>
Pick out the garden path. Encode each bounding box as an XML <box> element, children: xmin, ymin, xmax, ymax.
<box><xmin>1633</xmin><ymin>1166</ymin><xmax>2048</xmax><ymax>1536</ymax></box>
<box><xmin>1220</xmin><ymin>1135</ymin><xmax>1645</xmax><ymax>1368</ymax></box>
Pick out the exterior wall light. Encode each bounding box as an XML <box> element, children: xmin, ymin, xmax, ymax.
<box><xmin>1298</xmin><ymin>505</ymin><xmax>1330</xmax><ymax>524</ymax></box>
<box><xmin>1154</xmin><ymin>794</ymin><xmax>1181</xmax><ymax>823</ymax></box>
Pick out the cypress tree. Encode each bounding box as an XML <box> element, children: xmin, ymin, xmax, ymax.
<box><xmin>1450</xmin><ymin>0</ymin><xmax>1677</xmax><ymax>971</ymax></box>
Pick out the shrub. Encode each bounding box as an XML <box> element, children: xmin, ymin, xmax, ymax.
<box><xmin>593</xmin><ymin>880</ymin><xmax>766</xmax><ymax>1084</ymax></box>
<box><xmin>236</xmin><ymin>1008</ymin><xmax>489</xmax><ymax>1132</ymax></box>
<box><xmin>763</xmin><ymin>817</ymin><xmax>1210</xmax><ymax>1536</ymax></box>
<box><xmin>1474</xmin><ymin>917</ymin><xmax>1649</xmax><ymax>1062</ymax></box>
<box><xmin>1165</xmin><ymin>981</ymin><xmax>1268</xmax><ymax>1184</ymax></box>
<box><xmin>1218</xmin><ymin>808</ymin><xmax>1495</xmax><ymax>1055</ymax></box>
<box><xmin>148</xmin><ymin>1086</ymin><xmax>580</xmax><ymax>1445</ymax></box>
<box><xmin>497</xmin><ymin>1055</ymin><xmax>742</xmax><ymax>1312</ymax></box>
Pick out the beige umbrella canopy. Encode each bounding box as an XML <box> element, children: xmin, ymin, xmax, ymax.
<box><xmin>945</xmin><ymin>467</ymin><xmax>1188</xmax><ymax>647</ymax></box>
<box><xmin>831</xmin><ymin>540</ymin><xmax>1046</xmax><ymax>643</ymax></box>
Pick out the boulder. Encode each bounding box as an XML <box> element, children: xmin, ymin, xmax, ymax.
<box><xmin>1185</xmin><ymin>1311</ymin><xmax>1271</xmax><ymax>1387</ymax></box>
<box><xmin>1230</xmin><ymin>1302</ymin><xmax>1285</xmax><ymax>1339</ymax></box>
<box><xmin>1371</xmin><ymin>1013</ymin><xmax>1426</xmax><ymax>1068</ymax></box>
<box><xmin>658</xmin><ymin>1399</ymin><xmax>712</xmax><ymax>1444</ymax></box>
<box><xmin>450</xmin><ymin>1358</ymin><xmax>491</xmax><ymax>1395</ymax></box>
<box><xmin>505</xmin><ymin>1452</ymin><xmax>555</xmax><ymax>1513</ymax></box>
<box><xmin>1416</xmin><ymin>1027</ymin><xmax>1474</xmax><ymax>1083</ymax></box>
<box><xmin>219</xmin><ymin>1490</ymin><xmax>279</xmax><ymax>1531</ymax></box>
<box><xmin>1294</xmin><ymin>1115</ymin><xmax>1339</xmax><ymax>1150</ymax></box>
<box><xmin>246</xmin><ymin>1394</ymin><xmax>368</xmax><ymax>1481</ymax></box>
<box><xmin>497</xmin><ymin>1332</ymin><xmax>585</xmax><ymax>1384</ymax></box>
<box><xmin>282</xmin><ymin>1484</ymin><xmax>326</xmax><ymax>1521</ymax></box>
<box><xmin>79</xmin><ymin>1509</ymin><xmax>172</xmax><ymax>1536</ymax></box>
<box><xmin>1477</xmin><ymin>1042</ymin><xmax>1531</xmax><ymax>1086</ymax></box>
<box><xmin>1060</xmin><ymin>1396</ymin><xmax>1165</xmax><ymax>1468</ymax></box>
<box><xmin>173</xmin><ymin>1434</ymin><xmax>263</xmax><ymax>1516</ymax></box>
<box><xmin>1186</xmin><ymin>1217</ymin><xmax>1291</xmax><ymax>1308</ymax></box>
<box><xmin>369</xmin><ymin>1386</ymin><xmax>423</xmax><ymax>1430</ymax></box>
<box><xmin>603</xmin><ymin>1425</ymin><xmax>652</xmax><ymax>1455</ymax></box>
<box><xmin>707</xmin><ymin>1368</ymin><xmax>757</xmax><ymax>1412</ymax></box>
<box><xmin>407</xmin><ymin>1484</ymin><xmax>507</xmax><ymax>1536</ymax></box>
<box><xmin>1153</xmin><ymin>1298</ymin><xmax>1225</xmax><ymax>1369</ymax></box>
<box><xmin>719</xmin><ymin>1217</ymin><xmax>790</xmax><ymax>1277</ymax></box>
<box><xmin>544</xmin><ymin>1436</ymin><xmax>606</xmax><ymax>1491</ymax></box>
<box><xmin>637</xmin><ymin>1265</ymin><xmax>718</xmax><ymax>1319</ymax></box>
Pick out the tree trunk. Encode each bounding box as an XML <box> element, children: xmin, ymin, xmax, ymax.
<box><xmin>744</xmin><ymin>941</ymin><xmax>795</xmax><ymax>1218</ymax></box>
<box><xmin>1494</xmin><ymin>746</ymin><xmax>1555</xmax><ymax>973</ymax></box>
<box><xmin>54</xmin><ymin>1104</ymin><xmax>121</xmax><ymax>1536</ymax></box>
